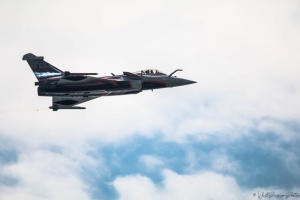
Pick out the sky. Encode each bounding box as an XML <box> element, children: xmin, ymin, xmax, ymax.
<box><xmin>0</xmin><ymin>0</ymin><xmax>300</xmax><ymax>199</ymax></box>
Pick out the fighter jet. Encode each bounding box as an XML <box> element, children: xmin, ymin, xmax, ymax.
<box><xmin>23</xmin><ymin>53</ymin><xmax>196</xmax><ymax>111</ymax></box>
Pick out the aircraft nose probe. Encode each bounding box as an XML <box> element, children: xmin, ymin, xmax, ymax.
<box><xmin>168</xmin><ymin>69</ymin><xmax>197</xmax><ymax>87</ymax></box>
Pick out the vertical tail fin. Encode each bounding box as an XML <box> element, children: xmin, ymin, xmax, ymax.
<box><xmin>22</xmin><ymin>53</ymin><xmax>63</xmax><ymax>81</ymax></box>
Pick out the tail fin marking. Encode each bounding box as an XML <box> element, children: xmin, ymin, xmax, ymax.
<box><xmin>23</xmin><ymin>53</ymin><xmax>63</xmax><ymax>81</ymax></box>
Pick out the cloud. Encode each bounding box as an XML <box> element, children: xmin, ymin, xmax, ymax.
<box><xmin>0</xmin><ymin>139</ymin><xmax>106</xmax><ymax>200</ymax></box>
<box><xmin>1</xmin><ymin>123</ymin><xmax>300</xmax><ymax>199</ymax></box>
<box><xmin>113</xmin><ymin>170</ymin><xmax>267</xmax><ymax>200</ymax></box>
<box><xmin>0</xmin><ymin>149</ymin><xmax>92</xmax><ymax>200</ymax></box>
<box><xmin>0</xmin><ymin>0</ymin><xmax>300</xmax><ymax>145</ymax></box>
<box><xmin>210</xmin><ymin>152</ymin><xmax>240</xmax><ymax>173</ymax></box>
<box><xmin>0</xmin><ymin>0</ymin><xmax>300</xmax><ymax>199</ymax></box>
<box><xmin>139</xmin><ymin>155</ymin><xmax>164</xmax><ymax>171</ymax></box>
<box><xmin>96</xmin><ymin>132</ymin><xmax>300</xmax><ymax>195</ymax></box>
<box><xmin>113</xmin><ymin>170</ymin><xmax>300</xmax><ymax>200</ymax></box>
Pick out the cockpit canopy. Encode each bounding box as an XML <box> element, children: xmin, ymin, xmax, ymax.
<box><xmin>132</xmin><ymin>69</ymin><xmax>166</xmax><ymax>76</ymax></box>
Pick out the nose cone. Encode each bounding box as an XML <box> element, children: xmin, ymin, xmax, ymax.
<box><xmin>182</xmin><ymin>79</ymin><xmax>197</xmax><ymax>85</ymax></box>
<box><xmin>169</xmin><ymin>78</ymin><xmax>197</xmax><ymax>87</ymax></box>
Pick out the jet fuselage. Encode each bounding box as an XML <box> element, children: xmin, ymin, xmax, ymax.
<box><xmin>23</xmin><ymin>53</ymin><xmax>196</xmax><ymax>110</ymax></box>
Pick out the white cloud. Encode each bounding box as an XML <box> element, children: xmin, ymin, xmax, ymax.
<box><xmin>0</xmin><ymin>148</ymin><xmax>100</xmax><ymax>200</ymax></box>
<box><xmin>139</xmin><ymin>155</ymin><xmax>164</xmax><ymax>171</ymax></box>
<box><xmin>113</xmin><ymin>170</ymin><xmax>270</xmax><ymax>200</ymax></box>
<box><xmin>211</xmin><ymin>153</ymin><xmax>239</xmax><ymax>173</ymax></box>
<box><xmin>114</xmin><ymin>169</ymin><xmax>300</xmax><ymax>200</ymax></box>
<box><xmin>257</xmin><ymin>119</ymin><xmax>300</xmax><ymax>141</ymax></box>
<box><xmin>113</xmin><ymin>174</ymin><xmax>160</xmax><ymax>200</ymax></box>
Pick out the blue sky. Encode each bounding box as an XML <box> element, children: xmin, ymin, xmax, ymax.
<box><xmin>0</xmin><ymin>0</ymin><xmax>300</xmax><ymax>199</ymax></box>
